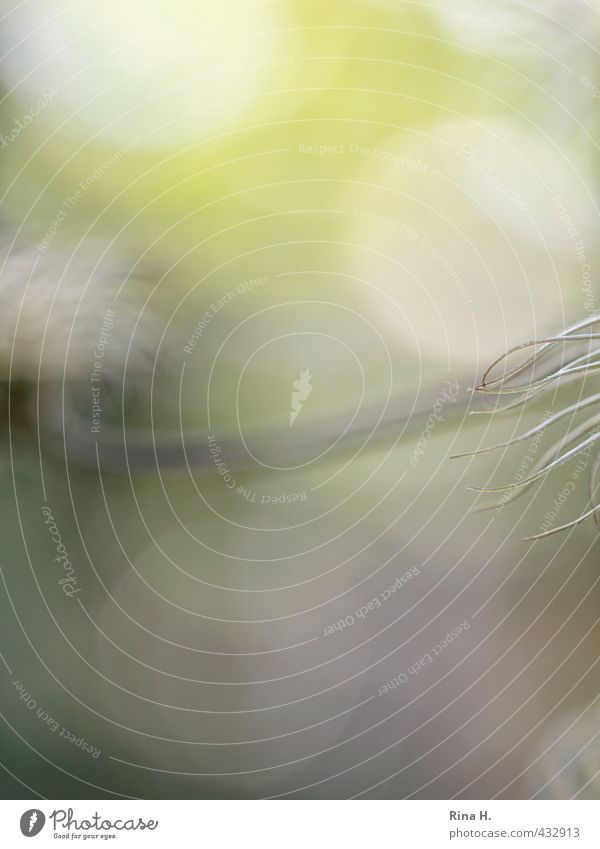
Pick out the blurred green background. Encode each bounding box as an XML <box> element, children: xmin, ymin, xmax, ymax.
<box><xmin>1</xmin><ymin>0</ymin><xmax>600</xmax><ymax>799</ymax></box>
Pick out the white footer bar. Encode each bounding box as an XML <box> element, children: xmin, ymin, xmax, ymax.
<box><xmin>0</xmin><ymin>800</ymin><xmax>597</xmax><ymax>847</ymax></box>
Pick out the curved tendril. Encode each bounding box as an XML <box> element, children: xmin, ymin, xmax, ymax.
<box><xmin>478</xmin><ymin>333</ymin><xmax>600</xmax><ymax>390</ymax></box>
<box><xmin>588</xmin><ymin>452</ymin><xmax>600</xmax><ymax>529</ymax></box>
<box><xmin>524</xmin><ymin>502</ymin><xmax>600</xmax><ymax>540</ymax></box>
<box><xmin>479</xmin><ymin>314</ymin><xmax>600</xmax><ymax>390</ymax></box>
<box><xmin>476</xmin><ymin>357</ymin><xmax>600</xmax><ymax>397</ymax></box>
<box><xmin>491</xmin><ymin>346</ymin><xmax>600</xmax><ymax>397</ymax></box>
<box><xmin>467</xmin><ymin>416</ymin><xmax>600</xmax><ymax>495</ymax></box>
<box><xmin>451</xmin><ymin>393</ymin><xmax>600</xmax><ymax>460</ymax></box>
<box><xmin>469</xmin><ymin>386</ymin><xmax>548</xmax><ymax>415</ymax></box>
<box><xmin>469</xmin><ymin>315</ymin><xmax>600</xmax><ymax>536</ymax></box>
<box><xmin>471</xmin><ymin>364</ymin><xmax>600</xmax><ymax>416</ymax></box>
<box><xmin>469</xmin><ymin>499</ymin><xmax>505</xmax><ymax>514</ymax></box>
<box><xmin>495</xmin><ymin>415</ymin><xmax>600</xmax><ymax>507</ymax></box>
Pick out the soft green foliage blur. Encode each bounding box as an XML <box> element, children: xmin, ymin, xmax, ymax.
<box><xmin>2</xmin><ymin>0</ymin><xmax>600</xmax><ymax>799</ymax></box>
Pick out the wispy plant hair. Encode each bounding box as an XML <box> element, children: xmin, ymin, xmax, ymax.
<box><xmin>454</xmin><ymin>315</ymin><xmax>600</xmax><ymax>539</ymax></box>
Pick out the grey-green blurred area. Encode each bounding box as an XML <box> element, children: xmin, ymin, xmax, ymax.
<box><xmin>1</xmin><ymin>0</ymin><xmax>600</xmax><ymax>799</ymax></box>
